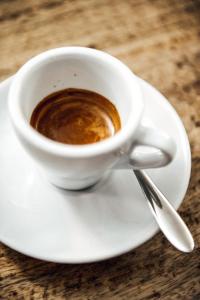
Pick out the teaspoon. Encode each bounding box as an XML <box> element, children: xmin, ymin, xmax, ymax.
<box><xmin>134</xmin><ymin>170</ymin><xmax>194</xmax><ymax>252</ymax></box>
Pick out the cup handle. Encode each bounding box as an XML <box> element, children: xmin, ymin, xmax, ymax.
<box><xmin>114</xmin><ymin>122</ymin><xmax>176</xmax><ymax>169</ymax></box>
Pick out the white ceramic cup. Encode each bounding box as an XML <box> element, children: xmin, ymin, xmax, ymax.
<box><xmin>8</xmin><ymin>47</ymin><xmax>176</xmax><ymax>190</ymax></box>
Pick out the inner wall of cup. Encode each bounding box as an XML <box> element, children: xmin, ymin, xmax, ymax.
<box><xmin>19</xmin><ymin>54</ymin><xmax>134</xmax><ymax>127</ymax></box>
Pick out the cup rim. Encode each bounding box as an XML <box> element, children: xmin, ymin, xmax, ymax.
<box><xmin>8</xmin><ymin>47</ymin><xmax>144</xmax><ymax>158</ymax></box>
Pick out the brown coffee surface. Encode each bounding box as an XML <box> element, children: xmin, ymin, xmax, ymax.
<box><xmin>30</xmin><ymin>88</ymin><xmax>121</xmax><ymax>145</ymax></box>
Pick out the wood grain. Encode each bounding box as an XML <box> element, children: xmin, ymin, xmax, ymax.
<box><xmin>0</xmin><ymin>0</ymin><xmax>200</xmax><ymax>299</ymax></box>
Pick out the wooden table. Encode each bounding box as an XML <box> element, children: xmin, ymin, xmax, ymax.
<box><xmin>0</xmin><ymin>1</ymin><xmax>199</xmax><ymax>299</ymax></box>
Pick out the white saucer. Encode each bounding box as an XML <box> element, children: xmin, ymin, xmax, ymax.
<box><xmin>0</xmin><ymin>77</ymin><xmax>191</xmax><ymax>263</ymax></box>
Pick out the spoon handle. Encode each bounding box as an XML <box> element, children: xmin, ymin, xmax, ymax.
<box><xmin>133</xmin><ymin>170</ymin><xmax>194</xmax><ymax>252</ymax></box>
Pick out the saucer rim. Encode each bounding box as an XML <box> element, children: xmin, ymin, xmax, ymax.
<box><xmin>0</xmin><ymin>76</ymin><xmax>191</xmax><ymax>263</ymax></box>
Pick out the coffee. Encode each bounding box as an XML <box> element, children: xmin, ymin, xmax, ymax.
<box><xmin>30</xmin><ymin>88</ymin><xmax>121</xmax><ymax>145</ymax></box>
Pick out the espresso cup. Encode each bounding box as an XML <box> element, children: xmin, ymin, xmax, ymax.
<box><xmin>8</xmin><ymin>47</ymin><xmax>176</xmax><ymax>190</ymax></box>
